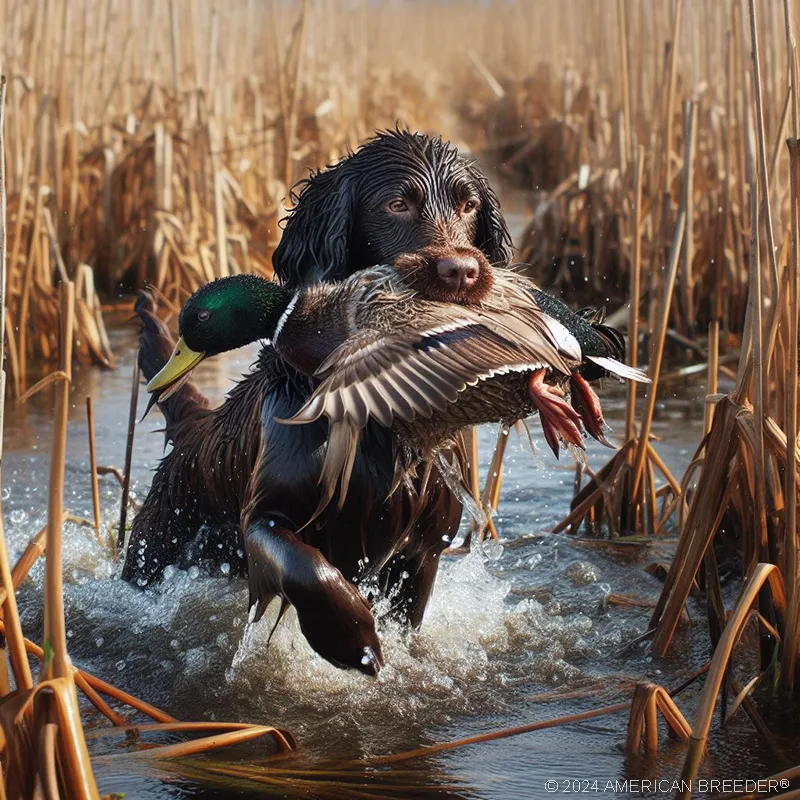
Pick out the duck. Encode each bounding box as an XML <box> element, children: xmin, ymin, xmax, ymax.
<box><xmin>147</xmin><ymin>266</ymin><xmax>649</xmax><ymax>521</ymax></box>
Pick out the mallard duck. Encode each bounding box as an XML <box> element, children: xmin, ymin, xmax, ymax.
<box><xmin>148</xmin><ymin>266</ymin><xmax>648</xmax><ymax>521</ymax></box>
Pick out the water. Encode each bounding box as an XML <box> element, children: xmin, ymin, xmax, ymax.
<box><xmin>3</xmin><ymin>328</ymin><xmax>794</xmax><ymax>799</ymax></box>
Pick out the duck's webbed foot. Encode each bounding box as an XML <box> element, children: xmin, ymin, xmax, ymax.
<box><xmin>569</xmin><ymin>372</ymin><xmax>613</xmax><ymax>448</ymax></box>
<box><xmin>245</xmin><ymin>518</ymin><xmax>384</xmax><ymax>676</ymax></box>
<box><xmin>527</xmin><ymin>368</ymin><xmax>585</xmax><ymax>457</ymax></box>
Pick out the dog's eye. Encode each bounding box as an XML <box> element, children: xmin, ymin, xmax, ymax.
<box><xmin>462</xmin><ymin>199</ymin><xmax>480</xmax><ymax>214</ymax></box>
<box><xmin>387</xmin><ymin>199</ymin><xmax>409</xmax><ymax>213</ymax></box>
<box><xmin>197</xmin><ymin>310</ymin><xmax>211</xmax><ymax>322</ymax></box>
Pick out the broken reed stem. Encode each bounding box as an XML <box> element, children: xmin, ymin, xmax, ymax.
<box><xmin>75</xmin><ymin>669</ymin><xmax>176</xmax><ymax>724</ymax></box>
<box><xmin>74</xmin><ymin>672</ymin><xmax>127</xmax><ymax>727</ymax></box>
<box><xmin>631</xmin><ymin>212</ymin><xmax>687</xmax><ymax>501</ymax></box>
<box><xmin>118</xmin><ymin>356</ymin><xmax>140</xmax><ymax>554</ymax></box>
<box><xmin>678</xmin><ymin>564</ymin><xmax>785</xmax><ymax>798</ymax></box>
<box><xmin>43</xmin><ymin>280</ymin><xmax>74</xmax><ymax>680</ymax></box>
<box><xmin>625</xmin><ymin>682</ymin><xmax>692</xmax><ymax>757</ymax></box>
<box><xmin>366</xmin><ymin>702</ymin><xmax>631</xmax><ymax>765</ymax></box>
<box><xmin>104</xmin><ymin>724</ymin><xmax>295</xmax><ymax>761</ymax></box>
<box><xmin>10</xmin><ymin>522</ymin><xmax>48</xmax><ymax>592</ymax></box>
<box><xmin>625</xmin><ymin>145</ymin><xmax>644</xmax><ymax>442</ymax></box>
<box><xmin>86</xmin><ymin>397</ymin><xmax>102</xmax><ymax>539</ymax></box>
<box><xmin>0</xmin><ymin>620</ymin><xmax>177</xmax><ymax>724</ymax></box>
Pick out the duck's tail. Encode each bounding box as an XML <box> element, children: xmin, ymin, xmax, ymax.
<box><xmin>135</xmin><ymin>290</ymin><xmax>211</xmax><ymax>443</ymax></box>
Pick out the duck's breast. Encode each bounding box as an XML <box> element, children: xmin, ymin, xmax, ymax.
<box><xmin>275</xmin><ymin>294</ymin><xmax>352</xmax><ymax>376</ymax></box>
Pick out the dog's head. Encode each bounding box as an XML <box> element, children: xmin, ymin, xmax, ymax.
<box><xmin>272</xmin><ymin>129</ymin><xmax>512</xmax><ymax>304</ymax></box>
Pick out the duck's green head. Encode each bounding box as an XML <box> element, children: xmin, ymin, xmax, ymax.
<box><xmin>147</xmin><ymin>274</ymin><xmax>293</xmax><ymax>398</ymax></box>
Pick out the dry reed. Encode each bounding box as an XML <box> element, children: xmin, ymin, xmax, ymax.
<box><xmin>0</xmin><ymin>67</ymin><xmax>295</xmax><ymax>797</ymax></box>
<box><xmin>476</xmin><ymin>0</ymin><xmax>800</xmax><ymax>780</ymax></box>
<box><xmin>2</xmin><ymin>0</ymin><xmax>800</xmax><ymax>793</ymax></box>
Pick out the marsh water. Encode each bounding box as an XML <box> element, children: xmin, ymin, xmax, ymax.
<box><xmin>5</xmin><ymin>324</ymin><xmax>795</xmax><ymax>800</ymax></box>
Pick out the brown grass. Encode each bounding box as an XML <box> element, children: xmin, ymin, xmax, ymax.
<box><xmin>477</xmin><ymin>0</ymin><xmax>800</xmax><ymax>777</ymax></box>
<box><xmin>0</xmin><ymin>67</ymin><xmax>295</xmax><ymax>800</ymax></box>
<box><xmin>1</xmin><ymin>0</ymin><xmax>800</xmax><ymax>793</ymax></box>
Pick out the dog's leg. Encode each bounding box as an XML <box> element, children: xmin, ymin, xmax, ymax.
<box><xmin>245</xmin><ymin>516</ymin><xmax>383</xmax><ymax>675</ymax></box>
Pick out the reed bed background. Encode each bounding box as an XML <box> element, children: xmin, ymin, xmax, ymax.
<box><xmin>0</xmin><ymin>0</ymin><xmax>790</xmax><ymax>389</ymax></box>
<box><xmin>0</xmin><ymin>0</ymin><xmax>799</xmax><ymax>796</ymax></box>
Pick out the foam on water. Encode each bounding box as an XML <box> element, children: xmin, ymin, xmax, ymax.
<box><xmin>11</xmin><ymin>505</ymin><xmax>616</xmax><ymax>759</ymax></box>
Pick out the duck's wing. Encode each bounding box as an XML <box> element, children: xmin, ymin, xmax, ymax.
<box><xmin>284</xmin><ymin>310</ymin><xmax>579</xmax><ymax>430</ymax></box>
<box><xmin>277</xmin><ymin>309</ymin><xmax>580</xmax><ymax>521</ymax></box>
<box><xmin>584</xmin><ymin>355</ymin><xmax>650</xmax><ymax>383</ymax></box>
<box><xmin>509</xmin><ymin>285</ymin><xmax>650</xmax><ymax>383</ymax></box>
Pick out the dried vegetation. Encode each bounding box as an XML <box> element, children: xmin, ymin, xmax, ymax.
<box><xmin>0</xmin><ymin>0</ymin><xmax>799</xmax><ymax>796</ymax></box>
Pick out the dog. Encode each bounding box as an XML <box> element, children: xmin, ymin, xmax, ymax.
<box><xmin>126</xmin><ymin>130</ymin><xmax>513</xmax><ymax>674</ymax></box>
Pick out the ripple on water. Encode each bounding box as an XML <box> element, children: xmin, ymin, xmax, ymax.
<box><xmin>16</xmin><ymin>522</ymin><xmax>624</xmax><ymax>762</ymax></box>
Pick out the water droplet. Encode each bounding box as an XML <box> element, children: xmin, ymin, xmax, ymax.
<box><xmin>361</xmin><ymin>646</ymin><xmax>377</xmax><ymax>667</ymax></box>
<box><xmin>482</xmin><ymin>538</ymin><xmax>504</xmax><ymax>561</ymax></box>
<box><xmin>115</xmin><ymin>660</ymin><xmax>126</xmax><ymax>671</ymax></box>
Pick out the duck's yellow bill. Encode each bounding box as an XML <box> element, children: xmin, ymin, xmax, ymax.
<box><xmin>146</xmin><ymin>337</ymin><xmax>205</xmax><ymax>399</ymax></box>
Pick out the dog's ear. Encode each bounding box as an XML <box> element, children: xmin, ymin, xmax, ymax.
<box><xmin>471</xmin><ymin>167</ymin><xmax>514</xmax><ymax>266</ymax></box>
<box><xmin>272</xmin><ymin>164</ymin><xmax>356</xmax><ymax>288</ymax></box>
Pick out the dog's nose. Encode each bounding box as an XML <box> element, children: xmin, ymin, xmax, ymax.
<box><xmin>436</xmin><ymin>255</ymin><xmax>480</xmax><ymax>292</ymax></box>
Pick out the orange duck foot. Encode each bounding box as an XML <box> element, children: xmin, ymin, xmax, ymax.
<box><xmin>527</xmin><ymin>369</ymin><xmax>585</xmax><ymax>458</ymax></box>
<box><xmin>569</xmin><ymin>372</ymin><xmax>613</xmax><ymax>448</ymax></box>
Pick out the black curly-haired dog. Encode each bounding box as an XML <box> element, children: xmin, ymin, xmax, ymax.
<box><xmin>126</xmin><ymin>130</ymin><xmax>513</xmax><ymax>674</ymax></box>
